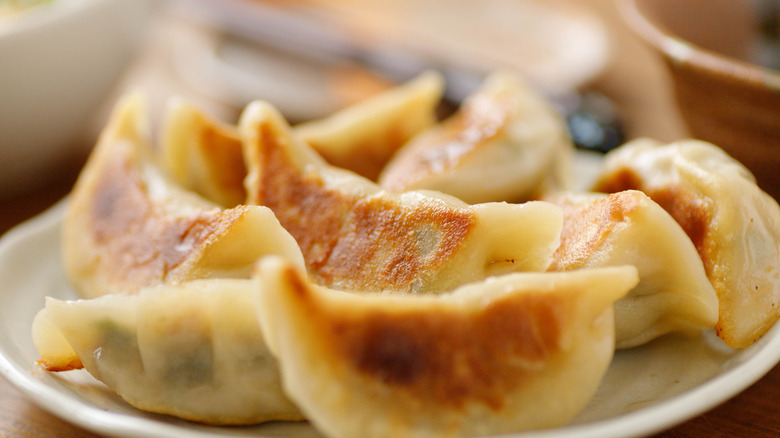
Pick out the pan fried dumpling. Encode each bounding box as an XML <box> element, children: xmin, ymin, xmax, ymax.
<box><xmin>64</xmin><ymin>94</ymin><xmax>304</xmax><ymax>298</ymax></box>
<box><xmin>158</xmin><ymin>72</ymin><xmax>442</xmax><ymax>204</ymax></box>
<box><xmin>296</xmin><ymin>71</ymin><xmax>444</xmax><ymax>180</ymax></box>
<box><xmin>159</xmin><ymin>98</ymin><xmax>246</xmax><ymax>207</ymax></box>
<box><xmin>378</xmin><ymin>72</ymin><xmax>573</xmax><ymax>204</ymax></box>
<box><xmin>33</xmin><ymin>277</ymin><xmax>302</xmax><ymax>425</ymax></box>
<box><xmin>240</xmin><ymin>101</ymin><xmax>563</xmax><ymax>294</ymax></box>
<box><xmin>256</xmin><ymin>256</ymin><xmax>638</xmax><ymax>438</ymax></box>
<box><xmin>593</xmin><ymin>139</ymin><xmax>780</xmax><ymax>348</ymax></box>
<box><xmin>545</xmin><ymin>190</ymin><xmax>718</xmax><ymax>348</ymax></box>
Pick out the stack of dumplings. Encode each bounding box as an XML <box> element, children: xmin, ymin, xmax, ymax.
<box><xmin>31</xmin><ymin>71</ymin><xmax>780</xmax><ymax>437</ymax></box>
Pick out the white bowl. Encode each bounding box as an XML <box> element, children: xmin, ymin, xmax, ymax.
<box><xmin>0</xmin><ymin>0</ymin><xmax>154</xmax><ymax>197</ymax></box>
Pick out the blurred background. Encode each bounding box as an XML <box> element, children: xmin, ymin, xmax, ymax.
<box><xmin>99</xmin><ymin>0</ymin><xmax>690</xmax><ymax>140</ymax></box>
<box><xmin>0</xmin><ymin>0</ymin><xmax>683</xmax><ymax>198</ymax></box>
<box><xmin>1</xmin><ymin>0</ymin><xmax>778</xmax><ymax>200</ymax></box>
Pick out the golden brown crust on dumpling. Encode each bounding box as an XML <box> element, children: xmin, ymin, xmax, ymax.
<box><xmin>197</xmin><ymin>125</ymin><xmax>245</xmax><ymax>194</ymax></box>
<box><xmin>258</xmin><ymin>257</ymin><xmax>638</xmax><ymax>438</ymax></box>
<box><xmin>646</xmin><ymin>187</ymin><xmax>713</xmax><ymax>263</ymax></box>
<box><xmin>159</xmin><ymin>99</ymin><xmax>247</xmax><ymax>207</ymax></box>
<box><xmin>318</xmin><ymin>196</ymin><xmax>476</xmax><ymax>289</ymax></box>
<box><xmin>275</xmin><ymin>264</ymin><xmax>567</xmax><ymax>411</ymax></box>
<box><xmin>241</xmin><ymin>101</ymin><xmax>562</xmax><ymax>294</ymax></box>
<box><xmin>379</xmin><ymin>72</ymin><xmax>573</xmax><ymax>204</ymax></box>
<box><xmin>549</xmin><ymin>191</ymin><xmax>642</xmax><ymax>271</ymax></box>
<box><xmin>86</xmin><ymin>148</ymin><xmax>238</xmax><ymax>284</ymax></box>
<box><xmin>329</xmin><ymin>290</ymin><xmax>564</xmax><ymax>411</ymax></box>
<box><xmin>381</xmin><ymin>81</ymin><xmax>513</xmax><ymax>186</ymax></box>
<box><xmin>545</xmin><ymin>190</ymin><xmax>718</xmax><ymax>348</ymax></box>
<box><xmin>64</xmin><ymin>95</ymin><xmax>304</xmax><ymax>298</ymax></box>
<box><xmin>37</xmin><ymin>358</ymin><xmax>84</xmax><ymax>372</ymax></box>
<box><xmin>246</xmin><ymin>119</ymin><xmax>367</xmax><ymax>273</ymax></box>
<box><xmin>594</xmin><ymin>139</ymin><xmax>780</xmax><ymax>348</ymax></box>
<box><xmin>593</xmin><ymin>169</ymin><xmax>714</xmax><ymax>267</ymax></box>
<box><xmin>250</xmin><ymin>113</ymin><xmax>476</xmax><ymax>289</ymax></box>
<box><xmin>296</xmin><ymin>71</ymin><xmax>444</xmax><ymax>180</ymax></box>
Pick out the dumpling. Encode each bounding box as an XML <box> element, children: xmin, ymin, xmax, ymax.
<box><xmin>256</xmin><ymin>256</ymin><xmax>639</xmax><ymax>438</ymax></box>
<box><xmin>378</xmin><ymin>72</ymin><xmax>573</xmax><ymax>204</ymax></box>
<box><xmin>63</xmin><ymin>94</ymin><xmax>304</xmax><ymax>298</ymax></box>
<box><xmin>593</xmin><ymin>138</ymin><xmax>780</xmax><ymax>348</ymax></box>
<box><xmin>544</xmin><ymin>190</ymin><xmax>719</xmax><ymax>348</ymax></box>
<box><xmin>296</xmin><ymin>71</ymin><xmax>444</xmax><ymax>180</ymax></box>
<box><xmin>157</xmin><ymin>72</ymin><xmax>442</xmax><ymax>204</ymax></box>
<box><xmin>159</xmin><ymin>71</ymin><xmax>443</xmax><ymax>208</ymax></box>
<box><xmin>159</xmin><ymin>97</ymin><xmax>246</xmax><ymax>207</ymax></box>
<box><xmin>33</xmin><ymin>277</ymin><xmax>302</xmax><ymax>425</ymax></box>
<box><xmin>240</xmin><ymin>100</ymin><xmax>564</xmax><ymax>294</ymax></box>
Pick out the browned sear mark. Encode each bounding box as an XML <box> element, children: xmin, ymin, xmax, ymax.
<box><xmin>326</xmin><ymin>294</ymin><xmax>565</xmax><ymax>412</ymax></box>
<box><xmin>249</xmin><ymin>121</ymin><xmax>477</xmax><ymax>292</ymax></box>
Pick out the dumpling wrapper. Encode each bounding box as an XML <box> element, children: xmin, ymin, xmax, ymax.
<box><xmin>240</xmin><ymin>100</ymin><xmax>564</xmax><ymax>294</ymax></box>
<box><xmin>378</xmin><ymin>72</ymin><xmax>573</xmax><ymax>204</ymax></box>
<box><xmin>257</xmin><ymin>256</ymin><xmax>639</xmax><ymax>438</ymax></box>
<box><xmin>296</xmin><ymin>71</ymin><xmax>444</xmax><ymax>180</ymax></box>
<box><xmin>33</xmin><ymin>277</ymin><xmax>301</xmax><ymax>425</ymax></box>
<box><xmin>158</xmin><ymin>72</ymin><xmax>442</xmax><ymax>204</ymax></box>
<box><xmin>545</xmin><ymin>190</ymin><xmax>719</xmax><ymax>348</ymax></box>
<box><xmin>159</xmin><ymin>97</ymin><xmax>246</xmax><ymax>207</ymax></box>
<box><xmin>593</xmin><ymin>138</ymin><xmax>780</xmax><ymax>348</ymax></box>
<box><xmin>63</xmin><ymin>94</ymin><xmax>304</xmax><ymax>298</ymax></box>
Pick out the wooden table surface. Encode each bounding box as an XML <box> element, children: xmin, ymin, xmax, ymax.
<box><xmin>1</xmin><ymin>1</ymin><xmax>779</xmax><ymax>437</ymax></box>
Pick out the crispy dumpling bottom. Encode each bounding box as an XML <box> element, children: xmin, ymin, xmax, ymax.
<box><xmin>258</xmin><ymin>257</ymin><xmax>638</xmax><ymax>438</ymax></box>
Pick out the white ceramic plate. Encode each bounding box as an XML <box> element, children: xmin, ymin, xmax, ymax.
<box><xmin>1</xmin><ymin>201</ymin><xmax>780</xmax><ymax>438</ymax></box>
